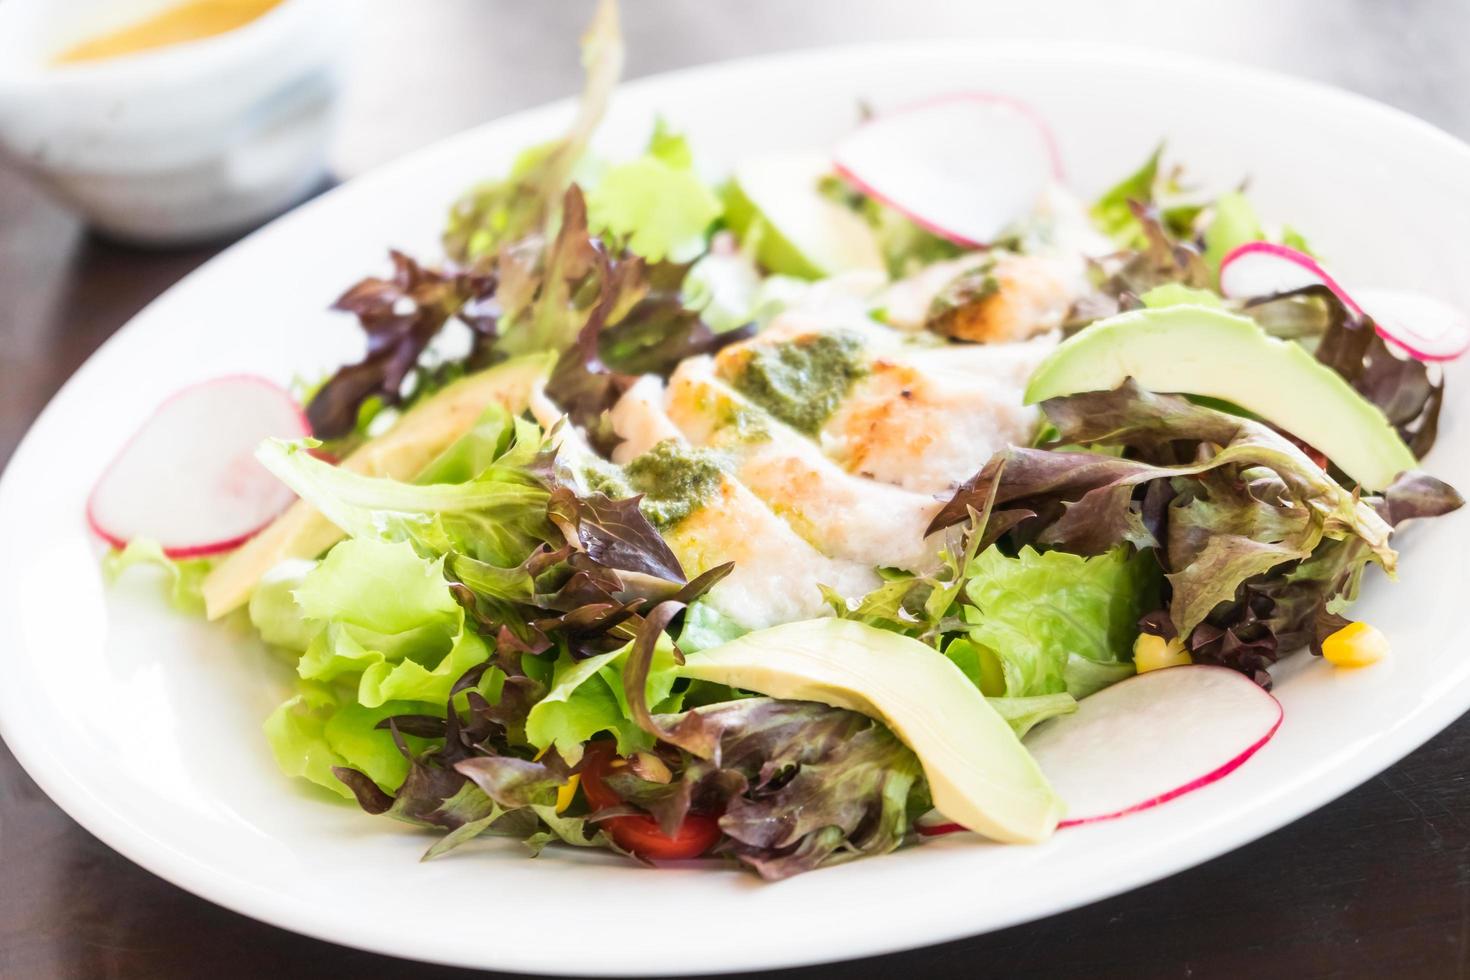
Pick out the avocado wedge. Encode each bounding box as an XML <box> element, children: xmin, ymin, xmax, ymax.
<box><xmin>679</xmin><ymin>618</ymin><xmax>1063</xmax><ymax>844</ymax></box>
<box><xmin>201</xmin><ymin>353</ymin><xmax>554</xmax><ymax>619</ymax></box>
<box><xmin>1024</xmin><ymin>305</ymin><xmax>1416</xmax><ymax>491</ymax></box>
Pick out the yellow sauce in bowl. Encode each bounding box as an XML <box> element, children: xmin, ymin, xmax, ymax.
<box><xmin>53</xmin><ymin>0</ymin><xmax>283</xmax><ymax>65</ymax></box>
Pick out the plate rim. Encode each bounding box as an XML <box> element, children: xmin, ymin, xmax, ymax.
<box><xmin>4</xmin><ymin>37</ymin><xmax>1470</xmax><ymax>976</ymax></box>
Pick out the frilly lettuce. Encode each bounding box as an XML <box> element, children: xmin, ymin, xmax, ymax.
<box><xmin>102</xmin><ymin>538</ymin><xmax>212</xmax><ymax>615</ymax></box>
<box><xmin>1202</xmin><ymin>190</ymin><xmax>1263</xmax><ymax>276</ymax></box>
<box><xmin>258</xmin><ymin>536</ymin><xmax>492</xmax><ymax>706</ymax></box>
<box><xmin>985</xmin><ymin>693</ymin><xmax>1078</xmax><ymax>739</ymax></box>
<box><xmin>443</xmin><ymin>0</ymin><xmax>623</xmax><ymax>262</ymax></box>
<box><xmin>256</xmin><ymin>404</ymin><xmax>551</xmax><ymax>567</ymax></box>
<box><xmin>523</xmin><ymin>636</ymin><xmax>684</xmax><ymax>765</ymax></box>
<box><xmin>256</xmin><ymin>537</ymin><xmax>502</xmax><ymax>793</ymax></box>
<box><xmin>263</xmin><ymin>681</ymin><xmax>438</xmax><ymax>797</ymax></box>
<box><xmin>586</xmin><ymin>121</ymin><xmax>722</xmax><ymax>263</ymax></box>
<box><xmin>959</xmin><ymin>546</ymin><xmax>1157</xmax><ymax>699</ymax></box>
<box><xmin>932</xmin><ymin>381</ymin><xmax>1459</xmax><ymax>683</ymax></box>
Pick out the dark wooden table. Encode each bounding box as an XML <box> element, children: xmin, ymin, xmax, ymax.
<box><xmin>4</xmin><ymin>2</ymin><xmax>1470</xmax><ymax>977</ymax></box>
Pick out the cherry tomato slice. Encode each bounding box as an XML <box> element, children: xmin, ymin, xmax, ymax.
<box><xmin>604</xmin><ymin>810</ymin><xmax>723</xmax><ymax>861</ymax></box>
<box><xmin>579</xmin><ymin>741</ymin><xmax>722</xmax><ymax>860</ymax></box>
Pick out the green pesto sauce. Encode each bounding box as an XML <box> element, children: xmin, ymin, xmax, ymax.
<box><xmin>719</xmin><ymin>400</ymin><xmax>770</xmax><ymax>444</ymax></box>
<box><xmin>727</xmin><ymin>331</ymin><xmax>867</xmax><ymax>434</ymax></box>
<box><xmin>578</xmin><ymin>458</ymin><xmax>633</xmax><ymax>498</ymax></box>
<box><xmin>926</xmin><ymin>263</ymin><xmax>1000</xmax><ymax>324</ymax></box>
<box><xmin>624</xmin><ymin>439</ymin><xmax>726</xmax><ymax>530</ymax></box>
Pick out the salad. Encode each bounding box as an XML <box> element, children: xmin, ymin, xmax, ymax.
<box><xmin>92</xmin><ymin>0</ymin><xmax>1466</xmax><ymax>880</ymax></box>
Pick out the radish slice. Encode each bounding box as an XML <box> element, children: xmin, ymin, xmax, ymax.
<box><xmin>87</xmin><ymin>376</ymin><xmax>308</xmax><ymax>558</ymax></box>
<box><xmin>833</xmin><ymin>93</ymin><xmax>1062</xmax><ymax>248</ymax></box>
<box><xmin>1218</xmin><ymin>241</ymin><xmax>1361</xmax><ymax>313</ymax></box>
<box><xmin>917</xmin><ymin>665</ymin><xmax>1281</xmax><ymax>837</ymax></box>
<box><xmin>1219</xmin><ymin>241</ymin><xmax>1470</xmax><ymax>361</ymax></box>
<box><xmin>1350</xmin><ymin>288</ymin><xmax>1470</xmax><ymax>362</ymax></box>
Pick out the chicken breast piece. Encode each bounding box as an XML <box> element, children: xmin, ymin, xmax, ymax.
<box><xmin>819</xmin><ymin>333</ymin><xmax>1055</xmax><ymax>493</ymax></box>
<box><xmin>604</xmin><ymin>381</ymin><xmax>881</xmax><ymax>627</ymax></box>
<box><xmin>877</xmin><ymin>251</ymin><xmax>1078</xmax><ymax>343</ymax></box>
<box><xmin>873</xmin><ymin>184</ymin><xmax>1106</xmax><ymax>337</ymax></box>
<box><xmin>664</xmin><ymin>357</ymin><xmax>944</xmax><ymax>572</ymax></box>
<box><xmin>664</xmin><ymin>473</ymin><xmax>880</xmax><ymax>629</ymax></box>
<box><xmin>608</xmin><ymin>374</ymin><xmax>683</xmax><ymax>463</ymax></box>
<box><xmin>710</xmin><ymin>311</ymin><xmax>1054</xmax><ymax>494</ymax></box>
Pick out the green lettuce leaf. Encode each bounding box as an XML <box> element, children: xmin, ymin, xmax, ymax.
<box><xmin>1203</xmin><ymin>190</ymin><xmax>1263</xmax><ymax>275</ymax></box>
<box><xmin>272</xmin><ymin>538</ymin><xmax>493</xmax><ymax>709</ymax></box>
<box><xmin>443</xmin><ymin>0</ymin><xmax>624</xmax><ymax>262</ymax></box>
<box><xmin>586</xmin><ymin>121</ymin><xmax>722</xmax><ymax>263</ymax></box>
<box><xmin>248</xmin><ymin>559</ymin><xmax>320</xmax><ymax>650</ymax></box>
<box><xmin>256</xmin><ymin>408</ymin><xmax>551</xmax><ymax>567</ymax></box>
<box><xmin>961</xmin><ymin>545</ymin><xmax>1158</xmax><ymax>698</ymax></box>
<box><xmin>294</xmin><ymin>538</ymin><xmax>460</xmax><ymax>636</ymax></box>
<box><xmin>102</xmin><ymin>538</ymin><xmax>211</xmax><ymax>615</ymax></box>
<box><xmin>986</xmin><ymin>693</ymin><xmax>1078</xmax><ymax>739</ymax></box>
<box><xmin>522</xmin><ymin>637</ymin><xmax>684</xmax><ymax>765</ymax></box>
<box><xmin>1092</xmin><ymin>144</ymin><xmax>1162</xmax><ymax>246</ymax></box>
<box><xmin>677</xmin><ymin>599</ymin><xmax>748</xmax><ymax>653</ymax></box>
<box><xmin>263</xmin><ymin>682</ymin><xmax>351</xmax><ymax>799</ymax></box>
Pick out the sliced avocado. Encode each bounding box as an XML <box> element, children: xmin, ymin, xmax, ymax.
<box><xmin>724</xmin><ymin>152</ymin><xmax>884</xmax><ymax>280</ymax></box>
<box><xmin>678</xmin><ymin>618</ymin><xmax>1063</xmax><ymax>844</ymax></box>
<box><xmin>1024</xmin><ymin>305</ymin><xmax>1416</xmax><ymax>491</ymax></box>
<box><xmin>201</xmin><ymin>353</ymin><xmax>554</xmax><ymax>619</ymax></box>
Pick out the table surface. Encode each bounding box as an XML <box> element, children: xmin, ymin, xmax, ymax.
<box><xmin>4</xmin><ymin>1</ymin><xmax>1470</xmax><ymax>977</ymax></box>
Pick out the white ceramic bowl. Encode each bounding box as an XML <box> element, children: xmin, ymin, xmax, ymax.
<box><xmin>0</xmin><ymin>0</ymin><xmax>347</xmax><ymax>244</ymax></box>
<box><xmin>1</xmin><ymin>39</ymin><xmax>1468</xmax><ymax>977</ymax></box>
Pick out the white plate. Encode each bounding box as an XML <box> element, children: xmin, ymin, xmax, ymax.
<box><xmin>3</xmin><ymin>40</ymin><xmax>1469</xmax><ymax>977</ymax></box>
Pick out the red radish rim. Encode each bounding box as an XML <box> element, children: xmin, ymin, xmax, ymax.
<box><xmin>1219</xmin><ymin>241</ymin><xmax>1365</xmax><ymax>317</ymax></box>
<box><xmin>1054</xmin><ymin>694</ymin><xmax>1282</xmax><ymax>828</ymax></box>
<box><xmin>917</xmin><ymin>671</ymin><xmax>1284</xmax><ymax>838</ymax></box>
<box><xmin>1221</xmin><ymin>241</ymin><xmax>1470</xmax><ymax>362</ymax></box>
<box><xmin>833</xmin><ymin>92</ymin><xmax>1065</xmax><ymax>249</ymax></box>
<box><xmin>1352</xmin><ymin>289</ymin><xmax>1470</xmax><ymax>363</ymax></box>
<box><xmin>85</xmin><ymin>374</ymin><xmax>308</xmax><ymax>560</ymax></box>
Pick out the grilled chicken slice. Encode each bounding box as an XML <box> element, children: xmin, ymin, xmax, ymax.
<box><xmin>664</xmin><ymin>356</ymin><xmax>943</xmax><ymax>572</ymax></box>
<box><xmin>608</xmin><ymin>375</ymin><xmax>684</xmax><ymax>463</ymax></box>
<box><xmin>661</xmin><ymin>473</ymin><xmax>880</xmax><ymax>629</ymax></box>
<box><xmin>874</xmin><ymin>251</ymin><xmax>1078</xmax><ymax>342</ymax></box>
<box><xmin>820</xmin><ymin>333</ymin><xmax>1054</xmax><ymax>493</ymax></box>
<box><xmin>711</xmin><ymin>315</ymin><xmax>1053</xmax><ymax>494</ymax></box>
<box><xmin>603</xmin><ymin>382</ymin><xmax>880</xmax><ymax>628</ymax></box>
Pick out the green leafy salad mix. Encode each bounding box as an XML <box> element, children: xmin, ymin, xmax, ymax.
<box><xmin>105</xmin><ymin>0</ymin><xmax>1464</xmax><ymax>879</ymax></box>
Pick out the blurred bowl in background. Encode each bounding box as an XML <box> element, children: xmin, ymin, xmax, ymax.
<box><xmin>0</xmin><ymin>0</ymin><xmax>348</xmax><ymax>245</ymax></box>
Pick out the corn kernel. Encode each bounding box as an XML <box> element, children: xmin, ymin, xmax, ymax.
<box><xmin>1133</xmin><ymin>633</ymin><xmax>1192</xmax><ymax>673</ymax></box>
<box><xmin>1321</xmin><ymin>621</ymin><xmax>1389</xmax><ymax>668</ymax></box>
<box><xmin>555</xmin><ymin>773</ymin><xmax>581</xmax><ymax>814</ymax></box>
